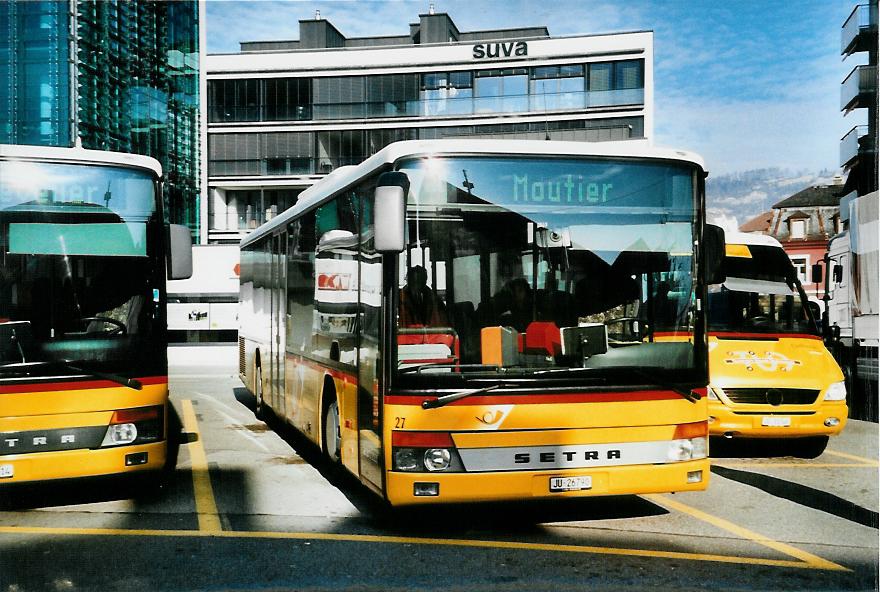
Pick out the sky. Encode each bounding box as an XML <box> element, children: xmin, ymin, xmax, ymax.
<box><xmin>204</xmin><ymin>0</ymin><xmax>866</xmax><ymax>177</ymax></box>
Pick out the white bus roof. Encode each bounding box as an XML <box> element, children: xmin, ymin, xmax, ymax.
<box><xmin>242</xmin><ymin>139</ymin><xmax>706</xmax><ymax>249</ymax></box>
<box><xmin>725</xmin><ymin>231</ymin><xmax>784</xmax><ymax>249</ymax></box>
<box><xmin>0</xmin><ymin>144</ymin><xmax>163</xmax><ymax>178</ymax></box>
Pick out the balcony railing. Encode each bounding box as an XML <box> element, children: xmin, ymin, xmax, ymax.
<box><xmin>841</xmin><ymin>65</ymin><xmax>878</xmax><ymax>112</ymax></box>
<box><xmin>842</xmin><ymin>4</ymin><xmax>879</xmax><ymax>56</ymax></box>
<box><xmin>210</xmin><ymin>89</ymin><xmax>646</xmax><ymax>123</ymax></box>
<box><xmin>840</xmin><ymin>125</ymin><xmax>869</xmax><ymax>168</ymax></box>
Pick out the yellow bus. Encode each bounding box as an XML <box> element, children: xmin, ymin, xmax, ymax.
<box><xmin>0</xmin><ymin>144</ymin><xmax>192</xmax><ymax>485</ymax></box>
<box><xmin>239</xmin><ymin>139</ymin><xmax>724</xmax><ymax>506</ymax></box>
<box><xmin>705</xmin><ymin>232</ymin><xmax>847</xmax><ymax>457</ymax></box>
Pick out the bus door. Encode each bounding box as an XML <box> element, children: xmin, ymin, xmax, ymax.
<box><xmin>270</xmin><ymin>232</ymin><xmax>287</xmax><ymax>416</ymax></box>
<box><xmin>357</xmin><ymin>221</ymin><xmax>384</xmax><ymax>492</ymax></box>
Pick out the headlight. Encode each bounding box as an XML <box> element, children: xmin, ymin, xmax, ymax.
<box><xmin>100</xmin><ymin>406</ymin><xmax>164</xmax><ymax>447</ymax></box>
<box><xmin>824</xmin><ymin>381</ymin><xmax>847</xmax><ymax>401</ymax></box>
<box><xmin>393</xmin><ymin>448</ymin><xmax>421</xmax><ymax>471</ymax></box>
<box><xmin>707</xmin><ymin>388</ymin><xmax>720</xmax><ymax>401</ymax></box>
<box><xmin>101</xmin><ymin>423</ymin><xmax>138</xmax><ymax>446</ymax></box>
<box><xmin>424</xmin><ymin>448</ymin><xmax>452</xmax><ymax>472</ymax></box>
<box><xmin>668</xmin><ymin>437</ymin><xmax>708</xmax><ymax>462</ymax></box>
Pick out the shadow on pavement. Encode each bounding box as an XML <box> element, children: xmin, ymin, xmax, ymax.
<box><xmin>231</xmin><ymin>388</ymin><xmax>669</xmax><ymax>532</ymax></box>
<box><xmin>711</xmin><ymin>464</ymin><xmax>879</xmax><ymax>529</ymax></box>
<box><xmin>709</xmin><ymin>437</ymin><xmax>813</xmax><ymax>459</ymax></box>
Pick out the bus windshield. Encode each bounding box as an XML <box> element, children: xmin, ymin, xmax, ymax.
<box><xmin>0</xmin><ymin>159</ymin><xmax>164</xmax><ymax>378</ymax></box>
<box><xmin>709</xmin><ymin>244</ymin><xmax>819</xmax><ymax>336</ymax></box>
<box><xmin>393</xmin><ymin>155</ymin><xmax>699</xmax><ymax>384</ymax></box>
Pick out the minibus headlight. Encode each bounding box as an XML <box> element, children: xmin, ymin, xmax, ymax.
<box><xmin>707</xmin><ymin>388</ymin><xmax>720</xmax><ymax>401</ymax></box>
<box><xmin>824</xmin><ymin>381</ymin><xmax>847</xmax><ymax>401</ymax></box>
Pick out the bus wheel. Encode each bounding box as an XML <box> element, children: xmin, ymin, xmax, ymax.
<box><xmin>792</xmin><ymin>436</ymin><xmax>828</xmax><ymax>459</ymax></box>
<box><xmin>255</xmin><ymin>364</ymin><xmax>267</xmax><ymax>421</ymax></box>
<box><xmin>322</xmin><ymin>394</ymin><xmax>341</xmax><ymax>464</ymax></box>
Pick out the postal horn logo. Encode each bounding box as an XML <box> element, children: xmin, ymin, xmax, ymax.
<box><xmin>723</xmin><ymin>350</ymin><xmax>801</xmax><ymax>373</ymax></box>
<box><xmin>476</xmin><ymin>409</ymin><xmax>505</xmax><ymax>425</ymax></box>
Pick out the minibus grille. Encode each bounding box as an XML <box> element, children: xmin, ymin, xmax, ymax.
<box><xmin>239</xmin><ymin>337</ymin><xmax>245</xmax><ymax>375</ymax></box>
<box><xmin>723</xmin><ymin>388</ymin><xmax>820</xmax><ymax>406</ymax></box>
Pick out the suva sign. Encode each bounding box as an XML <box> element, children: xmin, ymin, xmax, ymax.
<box><xmin>472</xmin><ymin>41</ymin><xmax>528</xmax><ymax>59</ymax></box>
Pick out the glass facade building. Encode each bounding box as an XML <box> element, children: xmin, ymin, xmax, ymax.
<box><xmin>206</xmin><ymin>12</ymin><xmax>654</xmax><ymax>244</ymax></box>
<box><xmin>0</xmin><ymin>0</ymin><xmax>201</xmax><ymax>236</ymax></box>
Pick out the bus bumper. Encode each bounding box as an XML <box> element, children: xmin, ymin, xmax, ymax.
<box><xmin>0</xmin><ymin>441</ymin><xmax>167</xmax><ymax>484</ymax></box>
<box><xmin>708</xmin><ymin>402</ymin><xmax>848</xmax><ymax>438</ymax></box>
<box><xmin>384</xmin><ymin>458</ymin><xmax>709</xmax><ymax>506</ymax></box>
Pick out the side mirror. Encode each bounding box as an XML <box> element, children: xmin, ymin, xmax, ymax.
<box><xmin>168</xmin><ymin>224</ymin><xmax>193</xmax><ymax>280</ymax></box>
<box><xmin>811</xmin><ymin>263</ymin><xmax>823</xmax><ymax>284</ymax></box>
<box><xmin>703</xmin><ymin>224</ymin><xmax>726</xmax><ymax>285</ymax></box>
<box><xmin>827</xmin><ymin>323</ymin><xmax>841</xmax><ymax>342</ymax></box>
<box><xmin>374</xmin><ymin>171</ymin><xmax>409</xmax><ymax>253</ymax></box>
<box><xmin>833</xmin><ymin>264</ymin><xmax>843</xmax><ymax>284</ymax></box>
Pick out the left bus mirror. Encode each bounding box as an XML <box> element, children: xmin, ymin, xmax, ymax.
<box><xmin>703</xmin><ymin>224</ymin><xmax>725</xmax><ymax>285</ymax></box>
<box><xmin>374</xmin><ymin>171</ymin><xmax>409</xmax><ymax>253</ymax></box>
<box><xmin>168</xmin><ymin>224</ymin><xmax>193</xmax><ymax>280</ymax></box>
<box><xmin>811</xmin><ymin>263</ymin><xmax>823</xmax><ymax>284</ymax></box>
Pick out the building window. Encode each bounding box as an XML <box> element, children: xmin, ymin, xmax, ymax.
<box><xmin>265</xmin><ymin>78</ymin><xmax>312</xmax><ymax>121</ymax></box>
<box><xmin>530</xmin><ymin>64</ymin><xmax>585</xmax><ymax>111</ymax></box>
<box><xmin>421</xmin><ymin>71</ymin><xmax>473</xmax><ymax>116</ymax></box>
<box><xmin>587</xmin><ymin>60</ymin><xmax>644</xmax><ymax>107</ymax></box>
<box><xmin>208</xmin><ymin>79</ymin><xmax>260</xmax><ymax>122</ymax></box>
<box><xmin>789</xmin><ymin>218</ymin><xmax>807</xmax><ymax>239</ymax></box>
<box><xmin>789</xmin><ymin>255</ymin><xmax>809</xmax><ymax>283</ymax></box>
<box><xmin>474</xmin><ymin>68</ymin><xmax>528</xmax><ymax>114</ymax></box>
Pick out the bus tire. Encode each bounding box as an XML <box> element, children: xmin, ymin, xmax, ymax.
<box><xmin>322</xmin><ymin>389</ymin><xmax>341</xmax><ymax>465</ymax></box>
<box><xmin>792</xmin><ymin>436</ymin><xmax>828</xmax><ymax>459</ymax></box>
<box><xmin>254</xmin><ymin>363</ymin><xmax>268</xmax><ymax>421</ymax></box>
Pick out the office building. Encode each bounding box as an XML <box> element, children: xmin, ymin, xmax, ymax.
<box><xmin>0</xmin><ymin>0</ymin><xmax>203</xmax><ymax>235</ymax></box>
<box><xmin>840</xmin><ymin>2</ymin><xmax>877</xmax><ymax>198</ymax></box>
<box><xmin>206</xmin><ymin>10</ymin><xmax>653</xmax><ymax>243</ymax></box>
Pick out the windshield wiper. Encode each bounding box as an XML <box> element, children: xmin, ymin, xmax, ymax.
<box><xmin>0</xmin><ymin>360</ymin><xmax>142</xmax><ymax>391</ymax></box>
<box><xmin>534</xmin><ymin>366</ymin><xmax>699</xmax><ymax>403</ymax></box>
<box><xmin>399</xmin><ymin>363</ymin><xmax>500</xmax><ymax>375</ymax></box>
<box><xmin>620</xmin><ymin>366</ymin><xmax>699</xmax><ymax>403</ymax></box>
<box><xmin>422</xmin><ymin>384</ymin><xmax>499</xmax><ymax>410</ymax></box>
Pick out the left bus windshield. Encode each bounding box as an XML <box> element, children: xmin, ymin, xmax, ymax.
<box><xmin>0</xmin><ymin>159</ymin><xmax>162</xmax><ymax>377</ymax></box>
<box><xmin>394</xmin><ymin>155</ymin><xmax>699</xmax><ymax>384</ymax></box>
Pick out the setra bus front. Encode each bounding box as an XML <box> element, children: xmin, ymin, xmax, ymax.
<box><xmin>0</xmin><ymin>146</ymin><xmax>190</xmax><ymax>485</ymax></box>
<box><xmin>373</xmin><ymin>150</ymin><xmax>721</xmax><ymax>505</ymax></box>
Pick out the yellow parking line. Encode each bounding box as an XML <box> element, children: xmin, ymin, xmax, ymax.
<box><xmin>0</xmin><ymin>525</ymin><xmax>832</xmax><ymax>570</ymax></box>
<box><xmin>824</xmin><ymin>449</ymin><xmax>879</xmax><ymax>466</ymax></box>
<box><xmin>644</xmin><ymin>494</ymin><xmax>848</xmax><ymax>572</ymax></box>
<box><xmin>180</xmin><ymin>399</ymin><xmax>222</xmax><ymax>532</ymax></box>
<box><xmin>714</xmin><ymin>462</ymin><xmax>876</xmax><ymax>469</ymax></box>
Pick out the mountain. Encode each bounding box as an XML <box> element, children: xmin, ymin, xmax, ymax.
<box><xmin>706</xmin><ymin>168</ymin><xmax>841</xmax><ymax>232</ymax></box>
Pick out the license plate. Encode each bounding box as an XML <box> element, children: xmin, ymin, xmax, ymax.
<box><xmin>762</xmin><ymin>416</ymin><xmax>791</xmax><ymax>427</ymax></box>
<box><xmin>550</xmin><ymin>476</ymin><xmax>592</xmax><ymax>492</ymax></box>
<box><xmin>0</xmin><ymin>464</ymin><xmax>13</xmax><ymax>479</ymax></box>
